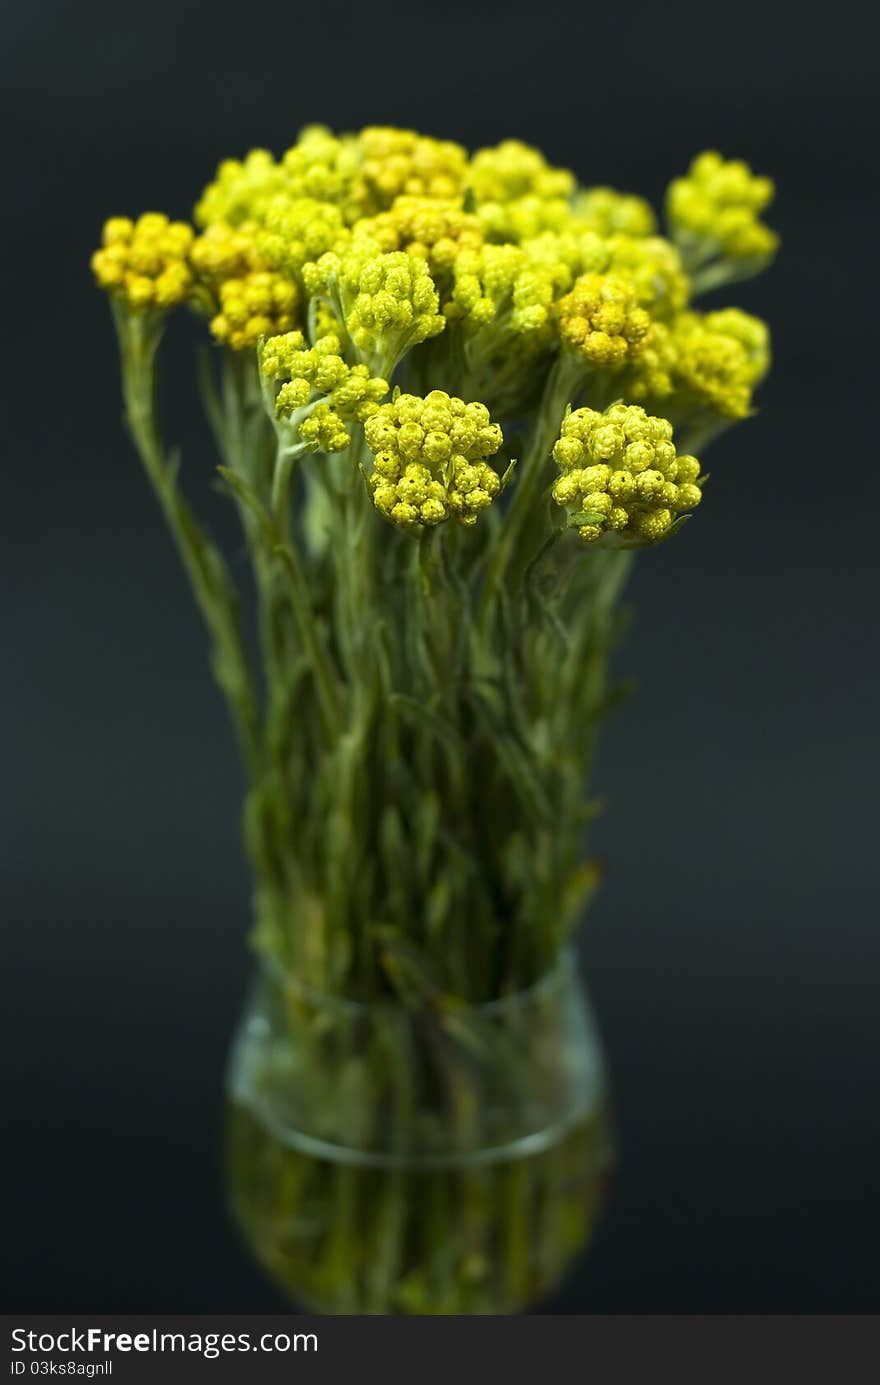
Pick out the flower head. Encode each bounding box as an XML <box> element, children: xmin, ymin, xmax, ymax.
<box><xmin>603</xmin><ymin>236</ymin><xmax>690</xmax><ymax>318</ymax></box>
<box><xmin>190</xmin><ymin>222</ymin><xmax>299</xmax><ymax>349</ymax></box>
<box><xmin>257</xmin><ymin>197</ymin><xmax>349</xmax><ymax>278</ymax></box>
<box><xmin>92</xmin><ymin>214</ymin><xmax>194</xmax><ymax>313</ymax></box>
<box><xmin>573</xmin><ymin>187</ymin><xmax>656</xmax><ymax>238</ymax></box>
<box><xmin>195</xmin><ymin>149</ymin><xmax>289</xmax><ymax>229</ymax></box>
<box><xmin>304</xmin><ymin>247</ymin><xmax>445</xmax><ymax>370</ymax></box>
<box><xmin>622</xmin><ymin>306</ymin><xmax>770</xmax><ymax>425</ymax></box>
<box><xmin>666</xmin><ymin>151</ymin><xmax>778</xmax><ymax>275</ymax></box>
<box><xmin>352</xmin><ymin>197</ymin><xmax>483</xmax><ymax>278</ymax></box>
<box><xmin>364</xmin><ymin>390</ymin><xmax>504</xmax><ymax>532</ymax></box>
<box><xmin>520</xmin><ymin>231</ymin><xmax>689</xmax><ymax>318</ymax></box>
<box><xmin>445</xmin><ymin>244</ymin><xmax>557</xmax><ymax>349</ymax></box>
<box><xmin>668</xmin><ymin>308</ymin><xmax>769</xmax><ymax>419</ymax></box>
<box><xmin>701</xmin><ymin>307</ymin><xmax>771</xmax><ymax>382</ymax></box>
<box><xmin>469</xmin><ymin>139</ymin><xmax>574</xmax><ymax>206</ymax></box>
<box><xmin>555</xmin><ymin>273</ymin><xmax>652</xmax><ymax>368</ymax></box>
<box><xmin>552</xmin><ymin>403</ymin><xmax>702</xmax><ymax>545</ymax></box>
<box><xmin>357</xmin><ymin>127</ymin><xmax>468</xmax><ymax>209</ymax></box>
<box><xmin>280</xmin><ymin>125</ymin><xmax>364</xmax><ymax>218</ymax></box>
<box><xmin>212</xmin><ymin>274</ymin><xmax>299</xmax><ymax>351</ymax></box>
<box><xmin>468</xmin><ymin>140</ymin><xmax>575</xmax><ymax>244</ymax></box>
<box><xmin>618</xmin><ymin>320</ymin><xmax>678</xmax><ymax>402</ymax></box>
<box><xmin>261</xmin><ymin>331</ymin><xmax>388</xmax><ymax>451</ymax></box>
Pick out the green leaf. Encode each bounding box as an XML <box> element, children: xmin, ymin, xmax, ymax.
<box><xmin>389</xmin><ymin>692</ymin><xmax>466</xmax><ymax>756</ymax></box>
<box><xmin>195</xmin><ymin>345</ymin><xmax>228</xmax><ymax>459</ymax></box>
<box><xmin>216</xmin><ymin>465</ymin><xmax>272</xmax><ymax>535</ymax></box>
<box><xmin>376</xmin><ymin>931</ymin><xmax>448</xmax><ymax>1009</ymax></box>
<box><xmin>424</xmin><ymin>875</ymin><xmax>452</xmax><ymax>939</ymax></box>
<box><xmin>560</xmin><ymin>858</ymin><xmax>604</xmax><ymax>932</ymax></box>
<box><xmin>470</xmin><ymin>693</ymin><xmax>553</xmax><ymax>826</ymax></box>
<box><xmin>414</xmin><ymin>790</ymin><xmax>441</xmax><ymax>881</ymax></box>
<box><xmin>379</xmin><ymin>804</ymin><xmax>411</xmax><ymax>920</ymax></box>
<box><xmin>499</xmin><ymin>458</ymin><xmax>518</xmax><ymax>489</ymax></box>
<box><xmin>585</xmin><ymin>676</ymin><xmax>635</xmax><ymax>721</ymax></box>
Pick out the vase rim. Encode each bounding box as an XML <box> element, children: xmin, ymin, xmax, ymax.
<box><xmin>254</xmin><ymin>943</ymin><xmax>580</xmax><ymax>1019</ymax></box>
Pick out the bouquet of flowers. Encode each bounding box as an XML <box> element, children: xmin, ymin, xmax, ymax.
<box><xmin>93</xmin><ymin>129</ymin><xmax>776</xmax><ymax>1313</ymax></box>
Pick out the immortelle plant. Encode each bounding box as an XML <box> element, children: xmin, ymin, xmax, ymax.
<box><xmin>93</xmin><ymin>129</ymin><xmax>777</xmax><ymax>1314</ymax></box>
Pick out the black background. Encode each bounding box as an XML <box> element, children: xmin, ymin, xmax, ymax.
<box><xmin>3</xmin><ymin>0</ymin><xmax>879</xmax><ymax>1313</ymax></box>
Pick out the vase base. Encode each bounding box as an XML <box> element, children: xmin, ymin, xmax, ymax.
<box><xmin>226</xmin><ymin>1095</ymin><xmax>613</xmax><ymax>1315</ymax></box>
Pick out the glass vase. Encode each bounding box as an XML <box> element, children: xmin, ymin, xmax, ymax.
<box><xmin>225</xmin><ymin>947</ymin><xmax>612</xmax><ymax>1314</ymax></box>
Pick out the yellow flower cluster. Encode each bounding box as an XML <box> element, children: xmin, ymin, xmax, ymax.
<box><xmin>602</xmin><ymin>236</ymin><xmax>690</xmax><ymax>318</ymax></box>
<box><xmin>520</xmin><ymin>231</ymin><xmax>688</xmax><ymax>317</ymax></box>
<box><xmin>364</xmin><ymin>391</ymin><xmax>504</xmax><ymax>531</ymax></box>
<box><xmin>672</xmin><ymin>309</ymin><xmax>769</xmax><ymax>418</ymax></box>
<box><xmin>211</xmin><ymin>275</ymin><xmax>298</xmax><ymax>353</ymax></box>
<box><xmin>469</xmin><ymin>140</ymin><xmax>576</xmax><ymax>205</ymax></box>
<box><xmin>619</xmin><ymin>321</ymin><xmax>679</xmax><ymax>403</ymax></box>
<box><xmin>194</xmin><ymin>126</ymin><xmax>470</xmax><ymax>235</ymax></box>
<box><xmin>623</xmin><ymin>306</ymin><xmax>770</xmax><ymax>420</ymax></box>
<box><xmin>279</xmin><ymin>126</ymin><xmax>364</xmax><ymax>216</ymax></box>
<box><xmin>258</xmin><ymin>198</ymin><xmax>348</xmax><ymax>278</ymax></box>
<box><xmin>93</xmin><ymin>128</ymin><xmax>775</xmax><ymax>519</ymax></box>
<box><xmin>352</xmin><ymin>197</ymin><xmax>483</xmax><ymax>278</ymax></box>
<box><xmin>572</xmin><ymin>187</ymin><xmax>657</xmax><ymax>238</ymax></box>
<box><xmin>468</xmin><ymin>140</ymin><xmax>575</xmax><ymax>243</ymax></box>
<box><xmin>517</xmin><ymin>231</ymin><xmax>602</xmax><ymax>294</ymax></box>
<box><xmin>702</xmin><ymin>307</ymin><xmax>771</xmax><ymax>382</ymax></box>
<box><xmin>555</xmin><ymin>274</ymin><xmax>652</xmax><ymax>368</ymax></box>
<box><xmin>358</xmin><ymin>127</ymin><xmax>468</xmax><ymax>209</ymax></box>
<box><xmin>552</xmin><ymin>403</ymin><xmax>702</xmax><ymax>545</ymax></box>
<box><xmin>444</xmin><ymin>244</ymin><xmax>558</xmax><ymax>349</ymax></box>
<box><xmin>642</xmin><ymin>308</ymin><xmax>770</xmax><ymax>419</ymax></box>
<box><xmin>304</xmin><ymin>248</ymin><xmax>445</xmax><ymax>367</ymax></box>
<box><xmin>261</xmin><ymin>331</ymin><xmax>388</xmax><ymax>452</ymax></box>
<box><xmin>666</xmin><ymin>151</ymin><xmax>778</xmax><ymax>268</ymax></box>
<box><xmin>194</xmin><ymin>149</ymin><xmax>290</xmax><ymax>229</ymax></box>
<box><xmin>92</xmin><ymin>214</ymin><xmax>194</xmax><ymax>311</ymax></box>
<box><xmin>190</xmin><ymin>223</ymin><xmax>299</xmax><ymax>350</ymax></box>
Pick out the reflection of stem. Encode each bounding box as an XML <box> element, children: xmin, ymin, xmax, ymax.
<box><xmin>322</xmin><ymin>1164</ymin><xmax>358</xmax><ymax>1310</ymax></box>
<box><xmin>367</xmin><ymin>1170</ymin><xmax>407</xmax><ymax>1311</ymax></box>
<box><xmin>366</xmin><ymin>1008</ymin><xmax>413</xmax><ymax>1309</ymax></box>
<box><xmin>503</xmin><ymin>1159</ymin><xmax>531</xmax><ymax>1306</ymax></box>
<box><xmin>227</xmin><ymin>1092</ymin><xmax>609</xmax><ymax>1313</ymax></box>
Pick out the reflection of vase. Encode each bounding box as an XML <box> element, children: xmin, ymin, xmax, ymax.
<box><xmin>225</xmin><ymin>948</ymin><xmax>612</xmax><ymax>1314</ymax></box>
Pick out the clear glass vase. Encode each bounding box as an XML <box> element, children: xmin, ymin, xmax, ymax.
<box><xmin>225</xmin><ymin>948</ymin><xmax>612</xmax><ymax>1314</ymax></box>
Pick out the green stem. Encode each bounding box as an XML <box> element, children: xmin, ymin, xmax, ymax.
<box><xmin>271</xmin><ymin>443</ymin><xmax>305</xmax><ymax>528</ymax></box>
<box><xmin>216</xmin><ymin>352</ymin><xmax>292</xmax><ymax>693</ymax></box>
<box><xmin>689</xmin><ymin>259</ymin><xmax>755</xmax><ymax>296</ymax></box>
<box><xmin>270</xmin><ymin>481</ymin><xmax>342</xmax><ymax>741</ymax></box>
<box><xmin>113</xmin><ymin>306</ymin><xmax>262</xmax><ymax>776</ymax></box>
<box><xmin>478</xmin><ymin>354</ymin><xmax>580</xmax><ymax>629</ymax></box>
<box><xmin>332</xmin><ymin>426</ymin><xmax>373</xmax><ymax>684</ymax></box>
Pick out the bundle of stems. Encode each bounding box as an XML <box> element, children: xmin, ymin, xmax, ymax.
<box><xmin>116</xmin><ymin>308</ymin><xmax>630</xmax><ymax>1000</ymax></box>
<box><xmin>96</xmin><ymin>130</ymin><xmax>776</xmax><ymax>1005</ymax></box>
